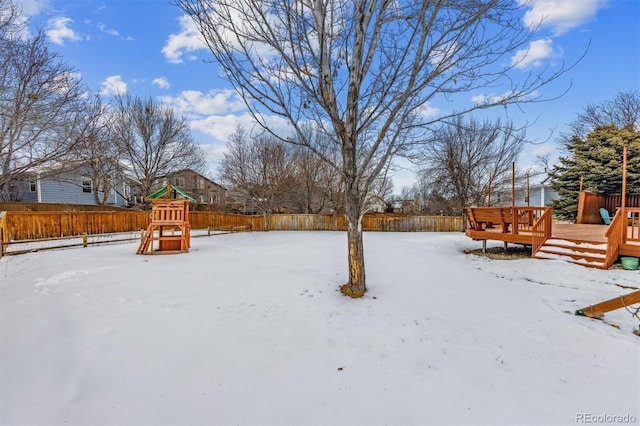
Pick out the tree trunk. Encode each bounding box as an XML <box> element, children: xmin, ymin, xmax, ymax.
<box><xmin>341</xmin><ymin>182</ymin><xmax>366</xmax><ymax>298</ymax></box>
<box><xmin>341</xmin><ymin>214</ymin><xmax>366</xmax><ymax>298</ymax></box>
<box><xmin>263</xmin><ymin>210</ymin><xmax>270</xmax><ymax>231</ymax></box>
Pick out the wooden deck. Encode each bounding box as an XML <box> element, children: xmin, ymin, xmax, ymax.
<box><xmin>467</xmin><ymin>224</ymin><xmax>599</xmax><ymax>243</ymax></box>
<box><xmin>466</xmin><ymin>224</ymin><xmax>640</xmax><ymax>252</ymax></box>
<box><xmin>464</xmin><ymin>206</ymin><xmax>640</xmax><ymax>267</ymax></box>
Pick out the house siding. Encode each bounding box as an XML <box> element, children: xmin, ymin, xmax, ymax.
<box><xmin>529</xmin><ymin>185</ymin><xmax>560</xmax><ymax>207</ymax></box>
<box><xmin>16</xmin><ymin>180</ymin><xmax>38</xmax><ymax>202</ymax></box>
<box><xmin>14</xmin><ymin>166</ymin><xmax>129</xmax><ymax>207</ymax></box>
<box><xmin>164</xmin><ymin>169</ymin><xmax>226</xmax><ymax>210</ymax></box>
<box><xmin>491</xmin><ymin>185</ymin><xmax>559</xmax><ymax>207</ymax></box>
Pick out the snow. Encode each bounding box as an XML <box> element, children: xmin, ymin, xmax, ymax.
<box><xmin>544</xmin><ymin>239</ymin><xmax>608</xmax><ymax>250</ymax></box>
<box><xmin>1</xmin><ymin>231</ymin><xmax>638</xmax><ymax>425</ymax></box>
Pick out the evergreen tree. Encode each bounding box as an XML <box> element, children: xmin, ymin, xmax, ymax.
<box><xmin>549</xmin><ymin>125</ymin><xmax>640</xmax><ymax>220</ymax></box>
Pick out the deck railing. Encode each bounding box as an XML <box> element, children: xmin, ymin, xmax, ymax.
<box><xmin>464</xmin><ymin>206</ymin><xmax>549</xmax><ymax>234</ymax></box>
<box><xmin>511</xmin><ymin>207</ymin><xmax>549</xmax><ymax>234</ymax></box>
<box><xmin>531</xmin><ymin>208</ymin><xmax>552</xmax><ymax>256</ymax></box>
<box><xmin>625</xmin><ymin>208</ymin><xmax>640</xmax><ymax>243</ymax></box>
<box><xmin>604</xmin><ymin>209</ymin><xmax>625</xmax><ymax>269</ymax></box>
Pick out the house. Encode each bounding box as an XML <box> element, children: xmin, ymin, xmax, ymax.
<box><xmin>9</xmin><ymin>161</ymin><xmax>138</xmax><ymax>207</ymax></box>
<box><xmin>162</xmin><ymin>169</ymin><xmax>226</xmax><ymax>211</ymax></box>
<box><xmin>490</xmin><ymin>171</ymin><xmax>559</xmax><ymax>207</ymax></box>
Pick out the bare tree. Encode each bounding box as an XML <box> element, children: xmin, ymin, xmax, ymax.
<box><xmin>109</xmin><ymin>94</ymin><xmax>207</xmax><ymax>199</ymax></box>
<box><xmin>0</xmin><ymin>0</ymin><xmax>20</xmax><ymax>39</ymax></box>
<box><xmin>568</xmin><ymin>90</ymin><xmax>640</xmax><ymax>139</ymax></box>
<box><xmin>289</xmin><ymin>145</ymin><xmax>331</xmax><ymax>213</ymax></box>
<box><xmin>0</xmin><ymin>2</ymin><xmax>90</xmax><ymax>200</ymax></box>
<box><xmin>72</xmin><ymin>95</ymin><xmax>125</xmax><ymax>205</ymax></box>
<box><xmin>219</xmin><ymin>126</ymin><xmax>297</xmax><ymax>229</ymax></box>
<box><xmin>417</xmin><ymin>116</ymin><xmax>525</xmax><ymax>213</ymax></box>
<box><xmin>288</xmin><ymin>125</ymin><xmax>343</xmax><ymax>214</ymax></box>
<box><xmin>178</xmin><ymin>0</ymin><xmax>572</xmax><ymax>297</ymax></box>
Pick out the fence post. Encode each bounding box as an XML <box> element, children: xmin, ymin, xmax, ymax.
<box><xmin>83</xmin><ymin>233</ymin><xmax>88</xmax><ymax>248</ymax></box>
<box><xmin>0</xmin><ymin>212</ymin><xmax>5</xmax><ymax>258</ymax></box>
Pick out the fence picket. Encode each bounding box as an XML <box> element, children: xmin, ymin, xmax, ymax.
<box><xmin>2</xmin><ymin>211</ymin><xmax>464</xmax><ymax>244</ymax></box>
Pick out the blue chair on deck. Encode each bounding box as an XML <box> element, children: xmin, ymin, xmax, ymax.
<box><xmin>599</xmin><ymin>208</ymin><xmax>612</xmax><ymax>225</ymax></box>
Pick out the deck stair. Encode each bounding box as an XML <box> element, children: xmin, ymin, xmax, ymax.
<box><xmin>533</xmin><ymin>238</ymin><xmax>608</xmax><ymax>269</ymax></box>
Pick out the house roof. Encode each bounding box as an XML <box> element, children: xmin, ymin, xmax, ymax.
<box><xmin>146</xmin><ymin>184</ymin><xmax>196</xmax><ymax>203</ymax></box>
<box><xmin>166</xmin><ymin>169</ymin><xmax>227</xmax><ymax>191</ymax></box>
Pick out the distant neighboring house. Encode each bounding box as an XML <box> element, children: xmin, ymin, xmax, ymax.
<box><xmin>162</xmin><ymin>169</ymin><xmax>226</xmax><ymax>210</ymax></box>
<box><xmin>490</xmin><ymin>171</ymin><xmax>559</xmax><ymax>207</ymax></box>
<box><xmin>11</xmin><ymin>161</ymin><xmax>138</xmax><ymax>207</ymax></box>
<box><xmin>390</xmin><ymin>198</ymin><xmax>419</xmax><ymax>214</ymax></box>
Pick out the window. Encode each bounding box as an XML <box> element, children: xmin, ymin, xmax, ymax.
<box><xmin>210</xmin><ymin>193</ymin><xmax>220</xmax><ymax>203</ymax></box>
<box><xmin>200</xmin><ymin>196</ymin><xmax>205</xmax><ymax>203</ymax></box>
<box><xmin>174</xmin><ymin>177</ymin><xmax>185</xmax><ymax>187</ymax></box>
<box><xmin>29</xmin><ymin>176</ymin><xmax>37</xmax><ymax>192</ymax></box>
<box><xmin>197</xmin><ymin>178</ymin><xmax>205</xmax><ymax>189</ymax></box>
<box><xmin>81</xmin><ymin>176</ymin><xmax>92</xmax><ymax>193</ymax></box>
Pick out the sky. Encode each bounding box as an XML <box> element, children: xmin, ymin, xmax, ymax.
<box><xmin>16</xmin><ymin>0</ymin><xmax>640</xmax><ymax>192</ymax></box>
<box><xmin>1</xmin><ymin>231</ymin><xmax>639</xmax><ymax>424</ymax></box>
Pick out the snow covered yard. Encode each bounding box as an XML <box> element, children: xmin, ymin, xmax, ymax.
<box><xmin>1</xmin><ymin>231</ymin><xmax>638</xmax><ymax>425</ymax></box>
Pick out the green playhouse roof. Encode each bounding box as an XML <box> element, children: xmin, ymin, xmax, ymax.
<box><xmin>146</xmin><ymin>184</ymin><xmax>196</xmax><ymax>203</ymax></box>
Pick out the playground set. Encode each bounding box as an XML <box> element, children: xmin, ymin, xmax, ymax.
<box><xmin>137</xmin><ymin>184</ymin><xmax>194</xmax><ymax>255</ymax></box>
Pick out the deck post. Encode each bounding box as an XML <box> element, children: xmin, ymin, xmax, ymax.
<box><xmin>482</xmin><ymin>239</ymin><xmax>487</xmax><ymax>253</ymax></box>
<box><xmin>622</xmin><ymin>147</ymin><xmax>627</xmax><ymax>243</ymax></box>
<box><xmin>504</xmin><ymin>241</ymin><xmax>508</xmax><ymax>251</ymax></box>
<box><xmin>0</xmin><ymin>212</ymin><xmax>5</xmax><ymax>258</ymax></box>
<box><xmin>511</xmin><ymin>163</ymin><xmax>516</xmax><ymax>234</ymax></box>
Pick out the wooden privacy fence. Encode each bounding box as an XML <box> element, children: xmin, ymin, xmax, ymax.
<box><xmin>361</xmin><ymin>214</ymin><xmax>463</xmax><ymax>232</ymax></box>
<box><xmin>1</xmin><ymin>211</ymin><xmax>465</xmax><ymax>255</ymax></box>
<box><xmin>190</xmin><ymin>212</ymin><xmax>263</xmax><ymax>231</ymax></box>
<box><xmin>192</xmin><ymin>212</ymin><xmax>466</xmax><ymax>232</ymax></box>
<box><xmin>2</xmin><ymin>211</ymin><xmax>151</xmax><ymax>241</ymax></box>
<box><xmin>266</xmin><ymin>214</ymin><xmax>346</xmax><ymax>231</ymax></box>
<box><xmin>577</xmin><ymin>191</ymin><xmax>640</xmax><ymax>224</ymax></box>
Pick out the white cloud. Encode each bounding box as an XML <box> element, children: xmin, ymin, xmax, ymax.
<box><xmin>46</xmin><ymin>17</ymin><xmax>82</xmax><ymax>45</ymax></box>
<box><xmin>159</xmin><ymin>89</ymin><xmax>247</xmax><ymax>116</ymax></box>
<box><xmin>199</xmin><ymin>142</ymin><xmax>229</xmax><ymax>175</ymax></box>
<box><xmin>97</xmin><ymin>22</ymin><xmax>120</xmax><ymax>37</ymax></box>
<box><xmin>511</xmin><ymin>38</ymin><xmax>558</xmax><ymax>69</ymax></box>
<box><xmin>162</xmin><ymin>15</ymin><xmax>207</xmax><ymax>64</ymax></box>
<box><xmin>532</xmin><ymin>143</ymin><xmax>556</xmax><ymax>157</ymax></box>
<box><xmin>96</xmin><ymin>22</ymin><xmax>134</xmax><ymax>40</ymax></box>
<box><xmin>152</xmin><ymin>77</ymin><xmax>171</xmax><ymax>89</ymax></box>
<box><xmin>18</xmin><ymin>0</ymin><xmax>50</xmax><ymax>16</ymax></box>
<box><xmin>518</xmin><ymin>0</ymin><xmax>607</xmax><ymax>35</ymax></box>
<box><xmin>471</xmin><ymin>90</ymin><xmax>538</xmax><ymax>106</ymax></box>
<box><xmin>471</xmin><ymin>94</ymin><xmax>488</xmax><ymax>104</ymax></box>
<box><xmin>188</xmin><ymin>113</ymin><xmax>290</xmax><ymax>176</ymax></box>
<box><xmin>99</xmin><ymin>75</ymin><xmax>128</xmax><ymax>96</ymax></box>
<box><xmin>416</xmin><ymin>102</ymin><xmax>440</xmax><ymax>119</ymax></box>
<box><xmin>49</xmin><ymin>71</ymin><xmax>83</xmax><ymax>94</ymax></box>
<box><xmin>190</xmin><ymin>113</ymin><xmax>291</xmax><ymax>143</ymax></box>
